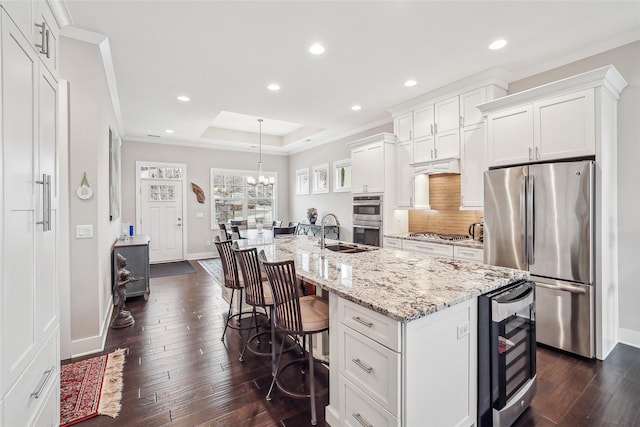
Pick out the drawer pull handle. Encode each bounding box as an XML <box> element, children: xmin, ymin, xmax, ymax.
<box><xmin>352</xmin><ymin>316</ymin><xmax>373</xmax><ymax>328</ymax></box>
<box><xmin>353</xmin><ymin>412</ymin><xmax>373</xmax><ymax>427</ymax></box>
<box><xmin>352</xmin><ymin>358</ymin><xmax>374</xmax><ymax>374</ymax></box>
<box><xmin>30</xmin><ymin>366</ymin><xmax>55</xmax><ymax>399</ymax></box>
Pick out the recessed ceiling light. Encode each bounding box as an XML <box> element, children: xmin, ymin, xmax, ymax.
<box><xmin>165</xmin><ymin>129</ymin><xmax>174</xmax><ymax>134</ymax></box>
<box><xmin>489</xmin><ymin>39</ymin><xmax>507</xmax><ymax>50</ymax></box>
<box><xmin>267</xmin><ymin>83</ymin><xmax>281</xmax><ymax>91</ymax></box>
<box><xmin>309</xmin><ymin>43</ymin><xmax>325</xmax><ymax>55</ymax></box>
<box><xmin>404</xmin><ymin>80</ymin><xmax>417</xmax><ymax>87</ymax></box>
<box><xmin>351</xmin><ymin>105</ymin><xmax>362</xmax><ymax>111</ymax></box>
<box><xmin>176</xmin><ymin>95</ymin><xmax>190</xmax><ymax>102</ymax></box>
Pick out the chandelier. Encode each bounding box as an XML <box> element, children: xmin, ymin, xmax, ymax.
<box><xmin>247</xmin><ymin>118</ymin><xmax>275</xmax><ymax>187</ymax></box>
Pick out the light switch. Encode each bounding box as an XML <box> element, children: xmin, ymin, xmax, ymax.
<box><xmin>76</xmin><ymin>224</ymin><xmax>93</xmax><ymax>238</ymax></box>
<box><xmin>196</xmin><ymin>212</ymin><xmax>204</xmax><ymax>218</ymax></box>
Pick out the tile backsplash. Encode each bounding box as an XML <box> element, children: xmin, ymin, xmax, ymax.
<box><xmin>409</xmin><ymin>173</ymin><xmax>483</xmax><ymax>235</ymax></box>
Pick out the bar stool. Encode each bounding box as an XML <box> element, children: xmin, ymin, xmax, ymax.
<box><xmin>213</xmin><ymin>236</ymin><xmax>250</xmax><ymax>342</ymax></box>
<box><xmin>232</xmin><ymin>244</ymin><xmax>275</xmax><ymax>366</ymax></box>
<box><xmin>258</xmin><ymin>250</ymin><xmax>329</xmax><ymax>426</ymax></box>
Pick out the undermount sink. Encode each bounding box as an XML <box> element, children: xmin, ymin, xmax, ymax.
<box><xmin>324</xmin><ymin>243</ymin><xmax>376</xmax><ymax>254</ymax></box>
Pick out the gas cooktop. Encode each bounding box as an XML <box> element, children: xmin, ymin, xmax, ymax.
<box><xmin>409</xmin><ymin>232</ymin><xmax>470</xmax><ymax>241</ymax></box>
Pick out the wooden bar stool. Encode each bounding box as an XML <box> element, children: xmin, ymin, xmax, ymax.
<box><xmin>258</xmin><ymin>250</ymin><xmax>329</xmax><ymax>426</ymax></box>
<box><xmin>213</xmin><ymin>236</ymin><xmax>251</xmax><ymax>342</ymax></box>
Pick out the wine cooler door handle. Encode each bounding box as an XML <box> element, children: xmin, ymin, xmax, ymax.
<box><xmin>492</xmin><ymin>287</ymin><xmax>534</xmax><ymax>323</ymax></box>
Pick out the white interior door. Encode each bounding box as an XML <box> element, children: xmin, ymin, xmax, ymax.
<box><xmin>140</xmin><ymin>179</ymin><xmax>184</xmax><ymax>263</ymax></box>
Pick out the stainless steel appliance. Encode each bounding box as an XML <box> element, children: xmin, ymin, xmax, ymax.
<box><xmin>468</xmin><ymin>222</ymin><xmax>483</xmax><ymax>242</ymax></box>
<box><xmin>408</xmin><ymin>231</ymin><xmax>469</xmax><ymax>241</ymax></box>
<box><xmin>353</xmin><ymin>195</ymin><xmax>382</xmax><ymax>246</ymax></box>
<box><xmin>484</xmin><ymin>160</ymin><xmax>595</xmax><ymax>358</ymax></box>
<box><xmin>478</xmin><ymin>279</ymin><xmax>537</xmax><ymax>427</ymax></box>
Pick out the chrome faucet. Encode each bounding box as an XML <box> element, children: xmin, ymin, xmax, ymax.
<box><xmin>320</xmin><ymin>212</ymin><xmax>340</xmax><ymax>251</ymax></box>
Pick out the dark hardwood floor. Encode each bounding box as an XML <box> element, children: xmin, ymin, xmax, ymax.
<box><xmin>64</xmin><ymin>260</ymin><xmax>640</xmax><ymax>427</ymax></box>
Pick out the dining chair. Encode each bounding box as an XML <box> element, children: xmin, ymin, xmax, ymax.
<box><xmin>258</xmin><ymin>250</ymin><xmax>329</xmax><ymax>426</ymax></box>
<box><xmin>272</xmin><ymin>220</ymin><xmax>282</xmax><ymax>228</ymax></box>
<box><xmin>288</xmin><ymin>222</ymin><xmax>300</xmax><ymax>235</ymax></box>
<box><xmin>273</xmin><ymin>225</ymin><xmax>297</xmax><ymax>235</ymax></box>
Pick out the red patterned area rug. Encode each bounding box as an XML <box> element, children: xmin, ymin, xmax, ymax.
<box><xmin>60</xmin><ymin>348</ymin><xmax>126</xmax><ymax>427</ymax></box>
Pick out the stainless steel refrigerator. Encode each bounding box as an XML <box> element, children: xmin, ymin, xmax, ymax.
<box><xmin>484</xmin><ymin>160</ymin><xmax>594</xmax><ymax>358</ymax></box>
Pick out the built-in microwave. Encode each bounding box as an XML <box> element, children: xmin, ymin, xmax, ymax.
<box><xmin>353</xmin><ymin>195</ymin><xmax>382</xmax><ymax>223</ymax></box>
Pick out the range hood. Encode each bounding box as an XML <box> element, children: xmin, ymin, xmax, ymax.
<box><xmin>412</xmin><ymin>158</ymin><xmax>460</xmax><ymax>175</ymax></box>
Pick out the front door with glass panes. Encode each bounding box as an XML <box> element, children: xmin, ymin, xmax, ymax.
<box><xmin>211</xmin><ymin>169</ymin><xmax>276</xmax><ymax>229</ymax></box>
<box><xmin>137</xmin><ymin>162</ymin><xmax>186</xmax><ymax>263</ymax></box>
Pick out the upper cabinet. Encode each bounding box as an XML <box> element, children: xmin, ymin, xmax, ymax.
<box><xmin>0</xmin><ymin>0</ymin><xmax>61</xmax><ymax>76</ymax></box>
<box><xmin>485</xmin><ymin>89</ymin><xmax>595</xmax><ymax>167</ymax></box>
<box><xmin>388</xmin><ymin>75</ymin><xmax>509</xmax><ymax>210</ymax></box>
<box><xmin>349</xmin><ymin>133</ymin><xmax>396</xmax><ymax>195</ymax></box>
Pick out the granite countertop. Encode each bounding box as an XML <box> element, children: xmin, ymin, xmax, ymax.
<box><xmin>242</xmin><ymin>235</ymin><xmax>526</xmax><ymax>323</ymax></box>
<box><xmin>384</xmin><ymin>232</ymin><xmax>484</xmax><ymax>249</ymax></box>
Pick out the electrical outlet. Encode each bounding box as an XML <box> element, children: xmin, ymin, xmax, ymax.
<box><xmin>457</xmin><ymin>322</ymin><xmax>469</xmax><ymax>339</ymax></box>
<box><xmin>206</xmin><ymin>240</ymin><xmax>211</xmax><ymax>246</ymax></box>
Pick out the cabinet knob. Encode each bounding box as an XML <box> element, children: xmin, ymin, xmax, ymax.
<box><xmin>528</xmin><ymin>147</ymin><xmax>533</xmax><ymax>160</ymax></box>
<box><xmin>535</xmin><ymin>146</ymin><xmax>540</xmax><ymax>160</ymax></box>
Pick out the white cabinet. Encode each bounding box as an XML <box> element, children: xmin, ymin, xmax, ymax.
<box><xmin>383</xmin><ymin>236</ymin><xmax>402</xmax><ymax>249</ymax></box>
<box><xmin>402</xmin><ymin>240</ymin><xmax>454</xmax><ymax>258</ymax></box>
<box><xmin>411</xmin><ymin>96</ymin><xmax>460</xmax><ymax>163</ymax></box>
<box><xmin>486</xmin><ymin>89</ymin><xmax>595</xmax><ymax>167</ymax></box>
<box><xmin>395</xmin><ymin>139</ymin><xmax>413</xmax><ymax>207</ymax></box>
<box><xmin>327</xmin><ymin>294</ymin><xmax>477</xmax><ymax>427</ymax></box>
<box><xmin>453</xmin><ymin>246</ymin><xmax>484</xmax><ymax>263</ymax></box>
<box><xmin>460</xmin><ymin>123</ymin><xmax>486</xmax><ymax>209</ymax></box>
<box><xmin>1</xmin><ymin>9</ymin><xmax>59</xmax><ymax>427</ymax></box>
<box><xmin>394</xmin><ymin>112</ymin><xmax>413</xmax><ymax>143</ymax></box>
<box><xmin>350</xmin><ymin>133</ymin><xmax>395</xmax><ymax>195</ymax></box>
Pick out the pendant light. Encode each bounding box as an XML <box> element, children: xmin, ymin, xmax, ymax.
<box><xmin>247</xmin><ymin>118</ymin><xmax>274</xmax><ymax>187</ymax></box>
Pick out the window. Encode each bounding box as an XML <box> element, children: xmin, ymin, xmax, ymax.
<box><xmin>210</xmin><ymin>169</ymin><xmax>276</xmax><ymax>228</ymax></box>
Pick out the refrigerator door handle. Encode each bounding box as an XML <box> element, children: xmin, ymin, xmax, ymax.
<box><xmin>528</xmin><ymin>175</ymin><xmax>535</xmax><ymax>265</ymax></box>
<box><xmin>520</xmin><ymin>176</ymin><xmax>527</xmax><ymax>265</ymax></box>
<box><xmin>535</xmin><ymin>281</ymin><xmax>587</xmax><ymax>294</ymax></box>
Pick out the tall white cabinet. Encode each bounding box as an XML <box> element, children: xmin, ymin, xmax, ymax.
<box><xmin>1</xmin><ymin>4</ymin><xmax>60</xmax><ymax>426</ymax></box>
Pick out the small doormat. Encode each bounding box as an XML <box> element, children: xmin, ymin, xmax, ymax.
<box><xmin>150</xmin><ymin>260</ymin><xmax>196</xmax><ymax>278</ymax></box>
<box><xmin>60</xmin><ymin>348</ymin><xmax>126</xmax><ymax>427</ymax></box>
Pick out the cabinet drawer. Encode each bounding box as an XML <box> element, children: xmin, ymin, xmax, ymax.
<box><xmin>30</xmin><ymin>377</ymin><xmax>58</xmax><ymax>427</ymax></box>
<box><xmin>340</xmin><ymin>326</ymin><xmax>400</xmax><ymax>415</ymax></box>
<box><xmin>4</xmin><ymin>330</ymin><xmax>59</xmax><ymax>427</ymax></box>
<box><xmin>383</xmin><ymin>237</ymin><xmax>402</xmax><ymax>249</ymax></box>
<box><xmin>453</xmin><ymin>246</ymin><xmax>484</xmax><ymax>262</ymax></box>
<box><xmin>402</xmin><ymin>240</ymin><xmax>454</xmax><ymax>258</ymax></box>
<box><xmin>339</xmin><ymin>298</ymin><xmax>400</xmax><ymax>352</ymax></box>
<box><xmin>341</xmin><ymin>376</ymin><xmax>400</xmax><ymax>427</ymax></box>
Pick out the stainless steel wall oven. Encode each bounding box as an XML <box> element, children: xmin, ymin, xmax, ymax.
<box><xmin>352</xmin><ymin>195</ymin><xmax>382</xmax><ymax>247</ymax></box>
<box><xmin>478</xmin><ymin>279</ymin><xmax>537</xmax><ymax>427</ymax></box>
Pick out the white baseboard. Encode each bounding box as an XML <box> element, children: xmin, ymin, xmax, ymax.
<box><xmin>618</xmin><ymin>327</ymin><xmax>640</xmax><ymax>349</ymax></box>
<box><xmin>70</xmin><ymin>296</ymin><xmax>113</xmax><ymax>358</ymax></box>
<box><xmin>187</xmin><ymin>251</ymin><xmax>218</xmax><ymax>260</ymax></box>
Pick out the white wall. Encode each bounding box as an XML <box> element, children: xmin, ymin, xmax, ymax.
<box><xmin>121</xmin><ymin>140</ymin><xmax>289</xmax><ymax>258</ymax></box>
<box><xmin>59</xmin><ymin>36</ymin><xmax>121</xmax><ymax>356</ymax></box>
<box><xmin>509</xmin><ymin>41</ymin><xmax>640</xmax><ymax>345</ymax></box>
<box><xmin>288</xmin><ymin>123</ymin><xmax>393</xmax><ymax>243</ymax></box>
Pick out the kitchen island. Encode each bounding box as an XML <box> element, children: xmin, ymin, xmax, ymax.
<box><xmin>242</xmin><ymin>235</ymin><xmax>526</xmax><ymax>427</ymax></box>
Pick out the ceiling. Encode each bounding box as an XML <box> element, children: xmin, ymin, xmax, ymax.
<box><xmin>63</xmin><ymin>1</ymin><xmax>640</xmax><ymax>155</ymax></box>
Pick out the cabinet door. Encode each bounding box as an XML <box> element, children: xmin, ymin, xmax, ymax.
<box><xmin>394</xmin><ymin>112</ymin><xmax>412</xmax><ymax>143</ymax></box>
<box><xmin>434</xmin><ymin>128</ymin><xmax>460</xmax><ymax>160</ymax></box>
<box><xmin>351</xmin><ymin>146</ymin><xmax>368</xmax><ymax>193</ymax></box>
<box><xmin>0</xmin><ymin>0</ymin><xmax>32</xmax><ymax>41</ymax></box>
<box><xmin>35</xmin><ymin>64</ymin><xmax>59</xmax><ymax>343</ymax></box>
<box><xmin>413</xmin><ymin>105</ymin><xmax>434</xmax><ymax>139</ymax></box>
<box><xmin>487</xmin><ymin>105</ymin><xmax>534</xmax><ymax>167</ymax></box>
<box><xmin>460</xmin><ymin>87</ymin><xmax>486</xmax><ymax>127</ymax></box>
<box><xmin>434</xmin><ymin>96</ymin><xmax>460</xmax><ymax>134</ymax></box>
<box><xmin>33</xmin><ymin>1</ymin><xmax>59</xmax><ymax>75</ymax></box>
<box><xmin>534</xmin><ymin>89</ymin><xmax>595</xmax><ymax>161</ymax></box>
<box><xmin>1</xmin><ymin>11</ymin><xmax>39</xmax><ymax>393</ymax></box>
<box><xmin>460</xmin><ymin>123</ymin><xmax>486</xmax><ymax>209</ymax></box>
<box><xmin>364</xmin><ymin>142</ymin><xmax>385</xmax><ymax>193</ymax></box>
<box><xmin>395</xmin><ymin>140</ymin><xmax>413</xmax><ymax>207</ymax></box>
<box><xmin>413</xmin><ymin>134</ymin><xmax>434</xmax><ymax>163</ymax></box>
